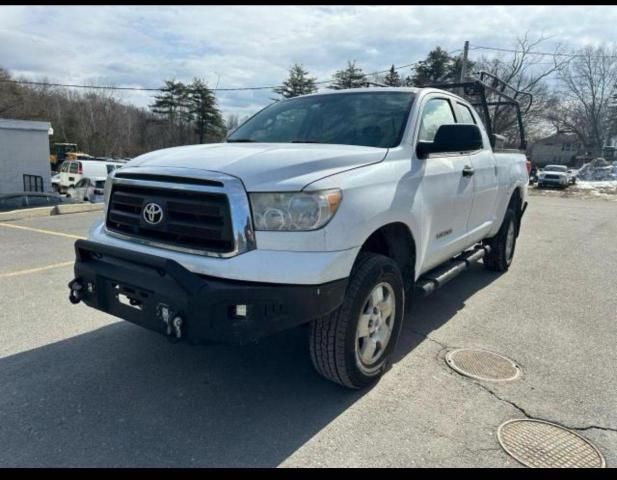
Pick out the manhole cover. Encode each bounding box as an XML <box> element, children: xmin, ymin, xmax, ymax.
<box><xmin>498</xmin><ymin>419</ymin><xmax>606</xmax><ymax>468</ymax></box>
<box><xmin>445</xmin><ymin>348</ymin><xmax>521</xmax><ymax>382</ymax></box>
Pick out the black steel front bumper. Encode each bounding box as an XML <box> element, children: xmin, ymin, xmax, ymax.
<box><xmin>69</xmin><ymin>240</ymin><xmax>347</xmax><ymax>345</ymax></box>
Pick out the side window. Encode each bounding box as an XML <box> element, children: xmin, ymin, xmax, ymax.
<box><xmin>457</xmin><ymin>103</ymin><xmax>477</xmax><ymax>124</ymax></box>
<box><xmin>418</xmin><ymin>98</ymin><xmax>456</xmax><ymax>142</ymax></box>
<box><xmin>69</xmin><ymin>162</ymin><xmax>78</xmax><ymax>174</ymax></box>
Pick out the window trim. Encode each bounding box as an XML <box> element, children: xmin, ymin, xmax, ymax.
<box><xmin>413</xmin><ymin>93</ymin><xmax>488</xmax><ymax>156</ymax></box>
<box><xmin>456</xmin><ymin>101</ymin><xmax>477</xmax><ymax>125</ymax></box>
<box><xmin>416</xmin><ymin>95</ymin><xmax>457</xmax><ymax>145</ymax></box>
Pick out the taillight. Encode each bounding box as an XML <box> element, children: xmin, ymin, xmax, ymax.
<box><xmin>525</xmin><ymin>159</ymin><xmax>532</xmax><ymax>175</ymax></box>
<box><xmin>77</xmin><ymin>162</ymin><xmax>83</xmax><ymax>175</ymax></box>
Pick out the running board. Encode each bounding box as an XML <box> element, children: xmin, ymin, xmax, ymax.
<box><xmin>414</xmin><ymin>245</ymin><xmax>491</xmax><ymax>298</ymax></box>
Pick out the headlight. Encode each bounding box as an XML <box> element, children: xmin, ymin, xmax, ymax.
<box><xmin>249</xmin><ymin>189</ymin><xmax>342</xmax><ymax>231</ymax></box>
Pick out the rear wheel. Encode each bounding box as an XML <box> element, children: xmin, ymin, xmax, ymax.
<box><xmin>309</xmin><ymin>253</ymin><xmax>405</xmax><ymax>389</ymax></box>
<box><xmin>484</xmin><ymin>208</ymin><xmax>517</xmax><ymax>272</ymax></box>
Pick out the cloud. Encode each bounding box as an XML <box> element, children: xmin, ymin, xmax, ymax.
<box><xmin>1</xmin><ymin>5</ymin><xmax>616</xmax><ymax>119</ymax></box>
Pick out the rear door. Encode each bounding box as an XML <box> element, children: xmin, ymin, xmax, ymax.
<box><xmin>455</xmin><ymin>102</ymin><xmax>499</xmax><ymax>238</ymax></box>
<box><xmin>416</xmin><ymin>95</ymin><xmax>475</xmax><ymax>269</ymax></box>
<box><xmin>67</xmin><ymin>161</ymin><xmax>79</xmax><ymax>186</ymax></box>
<box><xmin>60</xmin><ymin>161</ymin><xmax>73</xmax><ymax>187</ymax></box>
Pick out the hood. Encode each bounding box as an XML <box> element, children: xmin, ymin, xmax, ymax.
<box><xmin>125</xmin><ymin>143</ymin><xmax>388</xmax><ymax>191</ymax></box>
<box><xmin>540</xmin><ymin>171</ymin><xmax>567</xmax><ymax>177</ymax></box>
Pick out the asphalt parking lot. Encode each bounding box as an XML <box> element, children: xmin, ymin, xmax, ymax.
<box><xmin>0</xmin><ymin>194</ymin><xmax>615</xmax><ymax>467</ymax></box>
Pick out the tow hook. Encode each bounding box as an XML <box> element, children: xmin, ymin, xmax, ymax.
<box><xmin>172</xmin><ymin>316</ymin><xmax>183</xmax><ymax>339</ymax></box>
<box><xmin>68</xmin><ymin>279</ymin><xmax>83</xmax><ymax>304</ymax></box>
<box><xmin>157</xmin><ymin>304</ymin><xmax>183</xmax><ymax>340</ymax></box>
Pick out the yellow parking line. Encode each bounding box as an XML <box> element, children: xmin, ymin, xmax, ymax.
<box><xmin>0</xmin><ymin>222</ymin><xmax>85</xmax><ymax>240</ymax></box>
<box><xmin>0</xmin><ymin>261</ymin><xmax>74</xmax><ymax>278</ymax></box>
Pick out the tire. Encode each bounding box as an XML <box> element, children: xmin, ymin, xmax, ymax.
<box><xmin>309</xmin><ymin>253</ymin><xmax>405</xmax><ymax>389</ymax></box>
<box><xmin>484</xmin><ymin>208</ymin><xmax>518</xmax><ymax>272</ymax></box>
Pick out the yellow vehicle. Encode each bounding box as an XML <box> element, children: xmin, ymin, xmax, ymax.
<box><xmin>50</xmin><ymin>143</ymin><xmax>93</xmax><ymax>170</ymax></box>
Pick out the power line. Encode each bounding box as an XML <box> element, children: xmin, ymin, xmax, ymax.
<box><xmin>0</xmin><ymin>59</ymin><xmax>427</xmax><ymax>94</ymax></box>
<box><xmin>470</xmin><ymin>44</ymin><xmax>617</xmax><ymax>59</ymax></box>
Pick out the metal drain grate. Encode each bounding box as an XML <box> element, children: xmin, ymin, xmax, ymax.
<box><xmin>445</xmin><ymin>348</ymin><xmax>521</xmax><ymax>382</ymax></box>
<box><xmin>498</xmin><ymin>419</ymin><xmax>606</xmax><ymax>468</ymax></box>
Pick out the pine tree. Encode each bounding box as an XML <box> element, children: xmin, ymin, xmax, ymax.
<box><xmin>330</xmin><ymin>61</ymin><xmax>368</xmax><ymax>90</ymax></box>
<box><xmin>411</xmin><ymin>47</ymin><xmax>451</xmax><ymax>86</ymax></box>
<box><xmin>150</xmin><ymin>79</ymin><xmax>188</xmax><ymax>124</ymax></box>
<box><xmin>186</xmin><ymin>78</ymin><xmax>225</xmax><ymax>144</ymax></box>
<box><xmin>447</xmin><ymin>55</ymin><xmax>475</xmax><ymax>83</ymax></box>
<box><xmin>409</xmin><ymin>47</ymin><xmax>475</xmax><ymax>87</ymax></box>
<box><xmin>383</xmin><ymin>65</ymin><xmax>402</xmax><ymax>87</ymax></box>
<box><xmin>273</xmin><ymin>64</ymin><xmax>318</xmax><ymax>98</ymax></box>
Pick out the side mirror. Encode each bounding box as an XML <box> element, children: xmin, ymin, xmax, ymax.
<box><xmin>418</xmin><ymin>124</ymin><xmax>483</xmax><ymax>159</ymax></box>
<box><xmin>416</xmin><ymin>141</ymin><xmax>433</xmax><ymax>160</ymax></box>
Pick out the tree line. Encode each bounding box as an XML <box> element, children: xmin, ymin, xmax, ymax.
<box><xmin>0</xmin><ymin>70</ymin><xmax>227</xmax><ymax>158</ymax></box>
<box><xmin>273</xmin><ymin>37</ymin><xmax>617</xmax><ymax>155</ymax></box>
<box><xmin>1</xmin><ymin>34</ymin><xmax>616</xmax><ymax>158</ymax></box>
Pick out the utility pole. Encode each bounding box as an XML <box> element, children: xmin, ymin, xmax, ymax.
<box><xmin>460</xmin><ymin>40</ymin><xmax>469</xmax><ymax>82</ymax></box>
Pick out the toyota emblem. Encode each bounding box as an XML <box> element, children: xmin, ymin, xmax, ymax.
<box><xmin>142</xmin><ymin>202</ymin><xmax>164</xmax><ymax>225</ymax></box>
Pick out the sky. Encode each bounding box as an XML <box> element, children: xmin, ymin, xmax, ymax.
<box><xmin>1</xmin><ymin>5</ymin><xmax>617</xmax><ymax>120</ymax></box>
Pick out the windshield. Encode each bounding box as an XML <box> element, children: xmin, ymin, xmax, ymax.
<box><xmin>228</xmin><ymin>91</ymin><xmax>415</xmax><ymax>148</ymax></box>
<box><xmin>544</xmin><ymin>165</ymin><xmax>567</xmax><ymax>172</ymax></box>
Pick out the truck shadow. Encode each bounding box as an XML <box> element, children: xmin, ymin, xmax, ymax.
<box><xmin>0</xmin><ymin>264</ymin><xmax>500</xmax><ymax>467</ymax></box>
<box><xmin>393</xmin><ymin>262</ymin><xmax>502</xmax><ymax>362</ymax></box>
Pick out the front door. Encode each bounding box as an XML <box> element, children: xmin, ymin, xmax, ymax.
<box><xmin>415</xmin><ymin>96</ymin><xmax>474</xmax><ymax>271</ymax></box>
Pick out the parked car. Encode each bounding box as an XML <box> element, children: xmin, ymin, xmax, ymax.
<box><xmin>66</xmin><ymin>177</ymin><xmax>106</xmax><ymax>203</ymax></box>
<box><xmin>537</xmin><ymin>165</ymin><xmax>569</xmax><ymax>188</ymax></box>
<box><xmin>69</xmin><ymin>84</ymin><xmax>529</xmax><ymax>389</ymax></box>
<box><xmin>57</xmin><ymin>159</ymin><xmax>123</xmax><ymax>194</ymax></box>
<box><xmin>566</xmin><ymin>168</ymin><xmax>578</xmax><ymax>185</ymax></box>
<box><xmin>51</xmin><ymin>173</ymin><xmax>61</xmax><ymax>192</ymax></box>
<box><xmin>529</xmin><ymin>165</ymin><xmax>538</xmax><ymax>184</ymax></box>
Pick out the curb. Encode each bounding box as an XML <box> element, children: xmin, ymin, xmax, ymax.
<box><xmin>0</xmin><ymin>203</ymin><xmax>103</xmax><ymax>222</ymax></box>
<box><xmin>51</xmin><ymin>203</ymin><xmax>104</xmax><ymax>216</ymax></box>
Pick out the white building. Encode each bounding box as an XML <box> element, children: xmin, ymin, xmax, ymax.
<box><xmin>0</xmin><ymin>118</ymin><xmax>52</xmax><ymax>195</ymax></box>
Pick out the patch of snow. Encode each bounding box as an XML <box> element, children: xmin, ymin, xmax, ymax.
<box><xmin>575</xmin><ymin>180</ymin><xmax>617</xmax><ymax>196</ymax></box>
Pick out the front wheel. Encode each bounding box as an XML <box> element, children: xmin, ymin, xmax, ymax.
<box><xmin>309</xmin><ymin>253</ymin><xmax>405</xmax><ymax>389</ymax></box>
<box><xmin>484</xmin><ymin>208</ymin><xmax>518</xmax><ymax>272</ymax></box>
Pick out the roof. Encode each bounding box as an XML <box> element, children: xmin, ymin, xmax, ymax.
<box><xmin>534</xmin><ymin>132</ymin><xmax>579</xmax><ymax>145</ymax></box>
<box><xmin>0</xmin><ymin>118</ymin><xmax>51</xmax><ymax>132</ymax></box>
<box><xmin>301</xmin><ymin>86</ymin><xmax>421</xmax><ymax>98</ymax></box>
<box><xmin>289</xmin><ymin>86</ymin><xmax>474</xmax><ymax>104</ymax></box>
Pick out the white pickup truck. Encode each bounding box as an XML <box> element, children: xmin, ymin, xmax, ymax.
<box><xmin>69</xmin><ymin>83</ymin><xmax>529</xmax><ymax>389</ymax></box>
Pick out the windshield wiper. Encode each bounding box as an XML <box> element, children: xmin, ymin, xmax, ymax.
<box><xmin>290</xmin><ymin>140</ymin><xmax>324</xmax><ymax>143</ymax></box>
<box><xmin>227</xmin><ymin>139</ymin><xmax>257</xmax><ymax>143</ymax></box>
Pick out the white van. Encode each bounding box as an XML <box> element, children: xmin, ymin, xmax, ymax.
<box><xmin>58</xmin><ymin>160</ymin><xmax>123</xmax><ymax>193</ymax></box>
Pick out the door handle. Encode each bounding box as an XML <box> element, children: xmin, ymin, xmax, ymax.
<box><xmin>462</xmin><ymin>165</ymin><xmax>475</xmax><ymax>177</ymax></box>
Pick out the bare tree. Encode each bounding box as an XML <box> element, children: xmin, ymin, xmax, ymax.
<box><xmin>225</xmin><ymin>113</ymin><xmax>240</xmax><ymax>134</ymax></box>
<box><xmin>549</xmin><ymin>45</ymin><xmax>617</xmax><ymax>156</ymax></box>
<box><xmin>473</xmin><ymin>33</ymin><xmax>571</xmax><ymax>146</ymax></box>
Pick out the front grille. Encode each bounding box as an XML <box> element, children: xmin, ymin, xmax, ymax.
<box><xmin>106</xmin><ymin>183</ymin><xmax>234</xmax><ymax>253</ymax></box>
<box><xmin>544</xmin><ymin>174</ymin><xmax>560</xmax><ymax>180</ymax></box>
